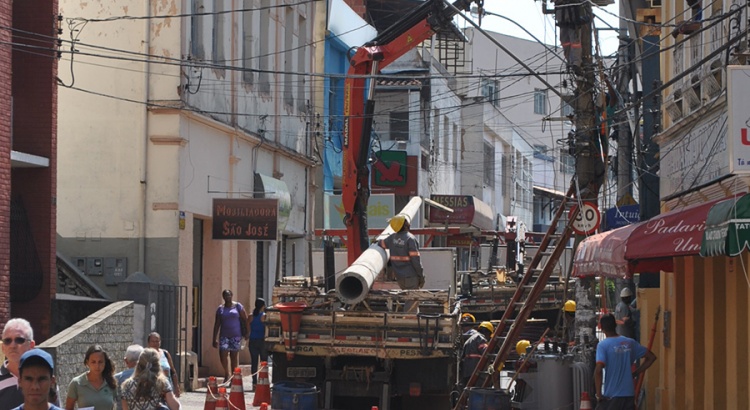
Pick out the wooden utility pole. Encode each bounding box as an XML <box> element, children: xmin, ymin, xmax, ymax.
<box><xmin>565</xmin><ymin>0</ymin><xmax>605</xmax><ymax>348</ymax></box>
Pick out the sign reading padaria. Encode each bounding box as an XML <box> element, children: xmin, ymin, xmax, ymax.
<box><xmin>212</xmin><ymin>198</ymin><xmax>278</xmax><ymax>240</ymax></box>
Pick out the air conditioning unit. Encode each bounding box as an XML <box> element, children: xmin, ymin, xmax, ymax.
<box><xmin>702</xmin><ymin>64</ymin><xmax>723</xmax><ymax>99</ymax></box>
<box><xmin>665</xmin><ymin>91</ymin><xmax>683</xmax><ymax>122</ymax></box>
<box><xmin>684</xmin><ymin>77</ymin><xmax>701</xmax><ymax>112</ymax></box>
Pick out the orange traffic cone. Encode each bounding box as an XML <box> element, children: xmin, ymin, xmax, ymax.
<box><xmin>204</xmin><ymin>376</ymin><xmax>218</xmax><ymax>410</ymax></box>
<box><xmin>580</xmin><ymin>391</ymin><xmax>593</xmax><ymax>410</ymax></box>
<box><xmin>215</xmin><ymin>387</ymin><xmax>229</xmax><ymax>410</ymax></box>
<box><xmin>228</xmin><ymin>367</ymin><xmax>247</xmax><ymax>410</ymax></box>
<box><xmin>276</xmin><ymin>302</ymin><xmax>307</xmax><ymax>360</ymax></box>
<box><xmin>252</xmin><ymin>361</ymin><xmax>271</xmax><ymax>406</ymax></box>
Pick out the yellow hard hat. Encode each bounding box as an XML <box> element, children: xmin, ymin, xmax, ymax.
<box><xmin>478</xmin><ymin>321</ymin><xmax>494</xmax><ymax>334</ymax></box>
<box><xmin>389</xmin><ymin>214</ymin><xmax>410</xmax><ymax>232</ymax></box>
<box><xmin>564</xmin><ymin>300</ymin><xmax>576</xmax><ymax>313</ymax></box>
<box><xmin>516</xmin><ymin>340</ymin><xmax>531</xmax><ymax>356</ymax></box>
<box><xmin>461</xmin><ymin>313</ymin><xmax>476</xmax><ymax>323</ymax></box>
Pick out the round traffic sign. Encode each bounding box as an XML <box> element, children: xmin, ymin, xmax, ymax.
<box><xmin>569</xmin><ymin>201</ymin><xmax>601</xmax><ymax>235</ymax></box>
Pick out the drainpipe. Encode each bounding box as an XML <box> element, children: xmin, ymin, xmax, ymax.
<box><xmin>139</xmin><ymin>1</ymin><xmax>152</xmax><ymax>272</ymax></box>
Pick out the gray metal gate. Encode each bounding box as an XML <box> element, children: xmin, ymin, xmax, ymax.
<box><xmin>154</xmin><ymin>284</ymin><xmax>188</xmax><ymax>384</ymax></box>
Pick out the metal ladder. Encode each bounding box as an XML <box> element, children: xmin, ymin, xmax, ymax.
<box><xmin>452</xmin><ymin>183</ymin><xmax>581</xmax><ymax>410</ymax></box>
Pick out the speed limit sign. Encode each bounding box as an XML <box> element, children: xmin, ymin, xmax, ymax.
<box><xmin>569</xmin><ymin>201</ymin><xmax>601</xmax><ymax>235</ymax></box>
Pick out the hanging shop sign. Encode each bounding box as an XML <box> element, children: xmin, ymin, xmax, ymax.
<box><xmin>212</xmin><ymin>198</ymin><xmax>278</xmax><ymax>240</ymax></box>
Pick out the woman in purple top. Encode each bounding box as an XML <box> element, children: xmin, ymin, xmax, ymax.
<box><xmin>212</xmin><ymin>289</ymin><xmax>248</xmax><ymax>382</ymax></box>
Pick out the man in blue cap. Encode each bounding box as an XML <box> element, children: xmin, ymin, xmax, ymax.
<box><xmin>12</xmin><ymin>348</ymin><xmax>61</xmax><ymax>410</ymax></box>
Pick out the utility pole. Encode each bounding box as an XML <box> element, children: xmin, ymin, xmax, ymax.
<box><xmin>556</xmin><ymin>0</ymin><xmax>604</xmax><ymax>358</ymax></box>
<box><xmin>614</xmin><ymin>39</ymin><xmax>634</xmax><ymax>202</ymax></box>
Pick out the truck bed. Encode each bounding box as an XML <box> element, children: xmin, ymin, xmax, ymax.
<box><xmin>266</xmin><ymin>286</ymin><xmax>460</xmax><ymax>360</ymax></box>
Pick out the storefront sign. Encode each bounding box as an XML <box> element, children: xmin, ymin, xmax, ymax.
<box><xmin>604</xmin><ymin>204</ymin><xmax>640</xmax><ymax>231</ymax></box>
<box><xmin>212</xmin><ymin>198</ymin><xmax>278</xmax><ymax>240</ymax></box>
<box><xmin>371</xmin><ymin>152</ymin><xmax>418</xmax><ymax>196</ymax></box>
<box><xmin>447</xmin><ymin>235</ymin><xmax>479</xmax><ymax>247</ymax></box>
<box><xmin>324</xmin><ymin>194</ymin><xmax>395</xmax><ymax>229</ymax></box>
<box><xmin>427</xmin><ymin>195</ymin><xmax>494</xmax><ymax>230</ymax></box>
<box><xmin>729</xmin><ymin>66</ymin><xmax>750</xmax><ymax>174</ymax></box>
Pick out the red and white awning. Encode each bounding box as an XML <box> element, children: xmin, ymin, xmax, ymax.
<box><xmin>573</xmin><ymin>198</ymin><xmax>724</xmax><ymax>278</ymax></box>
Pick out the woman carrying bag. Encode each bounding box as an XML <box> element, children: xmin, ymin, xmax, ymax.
<box><xmin>212</xmin><ymin>289</ymin><xmax>248</xmax><ymax>382</ymax></box>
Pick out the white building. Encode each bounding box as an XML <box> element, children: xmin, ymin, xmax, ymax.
<box><xmin>57</xmin><ymin>0</ymin><xmax>320</xmax><ymax>375</ymax></box>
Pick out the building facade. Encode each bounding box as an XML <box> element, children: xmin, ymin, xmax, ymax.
<box><xmin>2</xmin><ymin>0</ymin><xmax>58</xmax><ymax>341</ymax></box>
<box><xmin>648</xmin><ymin>0</ymin><xmax>750</xmax><ymax>406</ymax></box>
<box><xmin>461</xmin><ymin>28</ymin><xmax>574</xmax><ymax>232</ymax></box>
<box><xmin>56</xmin><ymin>0</ymin><xmax>319</xmax><ymax>375</ymax></box>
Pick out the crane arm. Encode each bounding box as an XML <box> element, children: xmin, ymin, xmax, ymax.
<box><xmin>341</xmin><ymin>0</ymin><xmax>478</xmax><ymax>264</ymax></box>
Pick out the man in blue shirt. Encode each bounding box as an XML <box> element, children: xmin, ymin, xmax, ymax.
<box><xmin>594</xmin><ymin>314</ymin><xmax>656</xmax><ymax>409</ymax></box>
<box><xmin>114</xmin><ymin>344</ymin><xmax>143</xmax><ymax>410</ymax></box>
<box><xmin>11</xmin><ymin>349</ymin><xmax>62</xmax><ymax>410</ymax></box>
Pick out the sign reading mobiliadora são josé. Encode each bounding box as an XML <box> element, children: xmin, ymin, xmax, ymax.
<box><xmin>212</xmin><ymin>198</ymin><xmax>279</xmax><ymax>240</ymax></box>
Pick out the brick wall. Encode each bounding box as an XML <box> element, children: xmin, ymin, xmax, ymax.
<box><xmin>39</xmin><ymin>301</ymin><xmax>137</xmax><ymax>404</ymax></box>
<box><xmin>0</xmin><ymin>0</ymin><xmax>12</xmax><ymax>329</ymax></box>
<box><xmin>8</xmin><ymin>0</ymin><xmax>58</xmax><ymax>340</ymax></box>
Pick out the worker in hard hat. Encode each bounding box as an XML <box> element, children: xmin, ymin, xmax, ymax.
<box><xmin>461</xmin><ymin>313</ymin><xmax>476</xmax><ymax>323</ymax></box>
<box><xmin>515</xmin><ymin>340</ymin><xmax>531</xmax><ymax>356</ymax></box>
<box><xmin>563</xmin><ymin>300</ymin><xmax>576</xmax><ymax>344</ymax></box>
<box><xmin>460</xmin><ymin>321</ymin><xmax>493</xmax><ymax>386</ymax></box>
<box><xmin>614</xmin><ymin>287</ymin><xmax>636</xmax><ymax>339</ymax></box>
<box><xmin>460</xmin><ymin>313</ymin><xmax>478</xmax><ymax>342</ymax></box>
<box><xmin>379</xmin><ymin>213</ymin><xmax>424</xmax><ymax>289</ymax></box>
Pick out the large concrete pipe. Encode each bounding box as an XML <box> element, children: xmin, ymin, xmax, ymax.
<box><xmin>336</xmin><ymin>197</ymin><xmax>424</xmax><ymax>304</ymax></box>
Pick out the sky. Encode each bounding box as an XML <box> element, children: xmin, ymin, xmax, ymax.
<box><xmin>458</xmin><ymin>0</ymin><xmax>623</xmax><ymax>58</ymax></box>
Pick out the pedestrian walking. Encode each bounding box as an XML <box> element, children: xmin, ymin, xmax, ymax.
<box><xmin>146</xmin><ymin>333</ymin><xmax>180</xmax><ymax>397</ymax></box>
<box><xmin>11</xmin><ymin>349</ymin><xmax>62</xmax><ymax>410</ymax></box>
<box><xmin>594</xmin><ymin>314</ymin><xmax>656</xmax><ymax>409</ymax></box>
<box><xmin>1</xmin><ymin>318</ymin><xmax>36</xmax><ymax>410</ymax></box>
<box><xmin>120</xmin><ymin>348</ymin><xmax>181</xmax><ymax>410</ymax></box>
<box><xmin>65</xmin><ymin>345</ymin><xmax>117</xmax><ymax>410</ymax></box>
<box><xmin>212</xmin><ymin>289</ymin><xmax>248</xmax><ymax>382</ymax></box>
<box><xmin>247</xmin><ymin>298</ymin><xmax>268</xmax><ymax>389</ymax></box>
<box><xmin>379</xmin><ymin>213</ymin><xmax>424</xmax><ymax>289</ymax></box>
<box><xmin>1</xmin><ymin>319</ymin><xmax>59</xmax><ymax>409</ymax></box>
<box><xmin>114</xmin><ymin>345</ymin><xmax>144</xmax><ymax>410</ymax></box>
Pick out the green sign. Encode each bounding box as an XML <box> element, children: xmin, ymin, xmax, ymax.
<box><xmin>373</xmin><ymin>151</ymin><xmax>407</xmax><ymax>186</ymax></box>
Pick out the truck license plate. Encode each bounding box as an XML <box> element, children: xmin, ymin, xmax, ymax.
<box><xmin>287</xmin><ymin>367</ymin><xmax>316</xmax><ymax>378</ymax></box>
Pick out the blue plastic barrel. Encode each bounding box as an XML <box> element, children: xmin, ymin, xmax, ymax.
<box><xmin>467</xmin><ymin>387</ymin><xmax>511</xmax><ymax>410</ymax></box>
<box><xmin>271</xmin><ymin>381</ymin><xmax>318</xmax><ymax>410</ymax></box>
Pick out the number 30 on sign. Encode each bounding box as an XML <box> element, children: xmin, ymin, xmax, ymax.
<box><xmin>569</xmin><ymin>202</ymin><xmax>601</xmax><ymax>235</ymax></box>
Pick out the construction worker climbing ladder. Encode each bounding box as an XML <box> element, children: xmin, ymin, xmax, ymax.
<box><xmin>379</xmin><ymin>213</ymin><xmax>425</xmax><ymax>289</ymax></box>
